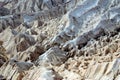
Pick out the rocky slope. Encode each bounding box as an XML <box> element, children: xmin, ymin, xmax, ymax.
<box><xmin>0</xmin><ymin>0</ymin><xmax>120</xmax><ymax>80</ymax></box>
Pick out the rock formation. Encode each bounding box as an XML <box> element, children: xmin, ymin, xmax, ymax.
<box><xmin>0</xmin><ymin>0</ymin><xmax>120</xmax><ymax>80</ymax></box>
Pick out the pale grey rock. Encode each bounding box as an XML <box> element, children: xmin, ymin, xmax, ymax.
<box><xmin>0</xmin><ymin>28</ymin><xmax>17</xmax><ymax>55</ymax></box>
<box><xmin>52</xmin><ymin>0</ymin><xmax>120</xmax><ymax>45</ymax></box>
<box><xmin>85</xmin><ymin>58</ymin><xmax>120</xmax><ymax>80</ymax></box>
<box><xmin>22</xmin><ymin>66</ymin><xmax>63</xmax><ymax>80</ymax></box>
<box><xmin>0</xmin><ymin>28</ymin><xmax>36</xmax><ymax>57</ymax></box>
<box><xmin>10</xmin><ymin>58</ymin><xmax>33</xmax><ymax>72</ymax></box>
<box><xmin>15</xmin><ymin>33</ymin><xmax>35</xmax><ymax>52</ymax></box>
<box><xmin>63</xmin><ymin>5</ymin><xmax>120</xmax><ymax>48</ymax></box>
<box><xmin>36</xmin><ymin>46</ymin><xmax>67</xmax><ymax>65</ymax></box>
<box><xmin>0</xmin><ymin>0</ymin><xmax>120</xmax><ymax>80</ymax></box>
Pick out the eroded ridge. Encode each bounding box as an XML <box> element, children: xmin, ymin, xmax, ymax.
<box><xmin>0</xmin><ymin>0</ymin><xmax>120</xmax><ymax>80</ymax></box>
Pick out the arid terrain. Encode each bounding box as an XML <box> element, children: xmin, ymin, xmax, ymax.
<box><xmin>0</xmin><ymin>0</ymin><xmax>120</xmax><ymax>80</ymax></box>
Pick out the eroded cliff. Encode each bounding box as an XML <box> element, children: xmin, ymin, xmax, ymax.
<box><xmin>0</xmin><ymin>0</ymin><xmax>120</xmax><ymax>80</ymax></box>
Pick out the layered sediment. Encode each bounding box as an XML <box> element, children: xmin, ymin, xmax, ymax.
<box><xmin>0</xmin><ymin>0</ymin><xmax>120</xmax><ymax>80</ymax></box>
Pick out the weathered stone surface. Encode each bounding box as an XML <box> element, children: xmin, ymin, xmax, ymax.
<box><xmin>0</xmin><ymin>0</ymin><xmax>120</xmax><ymax>80</ymax></box>
<box><xmin>22</xmin><ymin>66</ymin><xmax>62</xmax><ymax>80</ymax></box>
<box><xmin>85</xmin><ymin>58</ymin><xmax>120</xmax><ymax>80</ymax></box>
<box><xmin>36</xmin><ymin>46</ymin><xmax>67</xmax><ymax>66</ymax></box>
<box><xmin>0</xmin><ymin>7</ymin><xmax>10</xmax><ymax>16</ymax></box>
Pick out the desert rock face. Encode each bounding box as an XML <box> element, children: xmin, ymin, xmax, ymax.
<box><xmin>0</xmin><ymin>0</ymin><xmax>120</xmax><ymax>80</ymax></box>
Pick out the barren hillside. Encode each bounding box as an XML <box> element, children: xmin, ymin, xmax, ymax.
<box><xmin>0</xmin><ymin>0</ymin><xmax>120</xmax><ymax>80</ymax></box>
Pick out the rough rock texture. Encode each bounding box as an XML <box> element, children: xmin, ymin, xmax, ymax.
<box><xmin>0</xmin><ymin>0</ymin><xmax>120</xmax><ymax>80</ymax></box>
